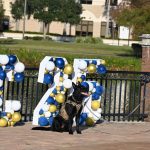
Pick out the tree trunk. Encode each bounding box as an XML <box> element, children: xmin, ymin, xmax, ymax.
<box><xmin>16</xmin><ymin>19</ymin><xmax>19</xmax><ymax>31</ymax></box>
<box><xmin>43</xmin><ymin>22</ymin><xmax>48</xmax><ymax>39</ymax></box>
<box><xmin>63</xmin><ymin>23</ymin><xmax>67</xmax><ymax>36</ymax></box>
<box><xmin>69</xmin><ymin>24</ymin><xmax>72</xmax><ymax>36</ymax></box>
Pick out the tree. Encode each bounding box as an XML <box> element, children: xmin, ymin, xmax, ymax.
<box><xmin>58</xmin><ymin>0</ymin><xmax>82</xmax><ymax>36</ymax></box>
<box><xmin>10</xmin><ymin>0</ymin><xmax>24</xmax><ymax>31</ymax></box>
<box><xmin>110</xmin><ymin>0</ymin><xmax>150</xmax><ymax>39</ymax></box>
<box><xmin>0</xmin><ymin>0</ymin><xmax>4</xmax><ymax>32</ymax></box>
<box><xmin>32</xmin><ymin>0</ymin><xmax>62</xmax><ymax>39</ymax></box>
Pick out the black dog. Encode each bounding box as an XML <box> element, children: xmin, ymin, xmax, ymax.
<box><xmin>51</xmin><ymin>82</ymin><xmax>89</xmax><ymax>134</ymax></box>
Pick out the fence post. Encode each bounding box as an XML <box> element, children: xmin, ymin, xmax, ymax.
<box><xmin>141</xmin><ymin>34</ymin><xmax>150</xmax><ymax>121</ymax></box>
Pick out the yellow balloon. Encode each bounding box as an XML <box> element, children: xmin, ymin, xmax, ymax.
<box><xmin>0</xmin><ymin>118</ymin><xmax>8</xmax><ymax>127</ymax></box>
<box><xmin>87</xmin><ymin>64</ymin><xmax>96</xmax><ymax>74</ymax></box>
<box><xmin>55</xmin><ymin>93</ymin><xmax>65</xmax><ymax>103</ymax></box>
<box><xmin>12</xmin><ymin>112</ymin><xmax>21</xmax><ymax>122</ymax></box>
<box><xmin>0</xmin><ymin>91</ymin><xmax>3</xmax><ymax>95</ymax></box>
<box><xmin>101</xmin><ymin>60</ymin><xmax>106</xmax><ymax>65</ymax></box>
<box><xmin>59</xmin><ymin>77</ymin><xmax>64</xmax><ymax>82</ymax></box>
<box><xmin>86</xmin><ymin>117</ymin><xmax>95</xmax><ymax>126</ymax></box>
<box><xmin>10</xmin><ymin>121</ymin><xmax>16</xmax><ymax>126</ymax></box>
<box><xmin>56</xmin><ymin>86</ymin><xmax>61</xmax><ymax>91</ymax></box>
<box><xmin>64</xmin><ymin>64</ymin><xmax>73</xmax><ymax>75</ymax></box>
<box><xmin>76</xmin><ymin>77</ymin><xmax>82</xmax><ymax>83</ymax></box>
<box><xmin>49</xmin><ymin>105</ymin><xmax>57</xmax><ymax>112</ymax></box>
<box><xmin>7</xmin><ymin>113</ymin><xmax>12</xmax><ymax>119</ymax></box>
<box><xmin>50</xmin><ymin>93</ymin><xmax>55</xmax><ymax>97</ymax></box>
<box><xmin>7</xmin><ymin>121</ymin><xmax>11</xmax><ymax>126</ymax></box>
<box><xmin>91</xmin><ymin>101</ymin><xmax>100</xmax><ymax>111</ymax></box>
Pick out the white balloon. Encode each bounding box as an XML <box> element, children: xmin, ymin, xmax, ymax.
<box><xmin>92</xmin><ymin>88</ymin><xmax>96</xmax><ymax>93</ymax></box>
<box><xmin>0</xmin><ymin>55</ymin><xmax>9</xmax><ymax>65</ymax></box>
<box><xmin>11</xmin><ymin>101</ymin><xmax>21</xmax><ymax>111</ymax></box>
<box><xmin>97</xmin><ymin>108</ymin><xmax>102</xmax><ymax>114</ymax></box>
<box><xmin>0</xmin><ymin>98</ymin><xmax>3</xmax><ymax>107</ymax></box>
<box><xmin>97</xmin><ymin>60</ymin><xmax>101</xmax><ymax>65</ymax></box>
<box><xmin>87</xmin><ymin>82</ymin><xmax>94</xmax><ymax>92</ymax></box>
<box><xmin>0</xmin><ymin>79</ymin><xmax>3</xmax><ymax>87</ymax></box>
<box><xmin>14</xmin><ymin>62</ymin><xmax>25</xmax><ymax>73</ymax></box>
<box><xmin>44</xmin><ymin>111</ymin><xmax>51</xmax><ymax>118</ymax></box>
<box><xmin>45</xmin><ymin>61</ymin><xmax>55</xmax><ymax>71</ymax></box>
<box><xmin>78</xmin><ymin>60</ymin><xmax>87</xmax><ymax>70</ymax></box>
<box><xmin>63</xmin><ymin>79</ymin><xmax>72</xmax><ymax>89</ymax></box>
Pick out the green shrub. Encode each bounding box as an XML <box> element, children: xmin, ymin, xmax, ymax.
<box><xmin>32</xmin><ymin>36</ymin><xmax>43</xmax><ymax>40</ymax></box>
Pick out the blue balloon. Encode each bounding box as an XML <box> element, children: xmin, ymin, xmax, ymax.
<box><xmin>81</xmin><ymin>113</ymin><xmax>88</xmax><ymax>120</ymax></box>
<box><xmin>85</xmin><ymin>60</ymin><xmax>90</xmax><ymax>66</ymax></box>
<box><xmin>44</xmin><ymin>74</ymin><xmax>53</xmax><ymax>84</ymax></box>
<box><xmin>97</xmin><ymin>64</ymin><xmax>107</xmax><ymax>74</ymax></box>
<box><xmin>55</xmin><ymin>58</ymin><xmax>65</xmax><ymax>69</ymax></box>
<box><xmin>92</xmin><ymin>82</ymin><xmax>97</xmax><ymax>88</ymax></box>
<box><xmin>96</xmin><ymin>86</ymin><xmax>103</xmax><ymax>95</ymax></box>
<box><xmin>49</xmin><ymin>116</ymin><xmax>54</xmax><ymax>126</ymax></box>
<box><xmin>39</xmin><ymin>109</ymin><xmax>44</xmax><ymax>115</ymax></box>
<box><xmin>47</xmin><ymin>96</ymin><xmax>55</xmax><ymax>104</ymax></box>
<box><xmin>0</xmin><ymin>71</ymin><xmax>6</xmax><ymax>80</ymax></box>
<box><xmin>0</xmin><ymin>112</ymin><xmax>7</xmax><ymax>117</ymax></box>
<box><xmin>81</xmin><ymin>82</ymin><xmax>89</xmax><ymax>89</ymax></box>
<box><xmin>0</xmin><ymin>66</ymin><xmax>3</xmax><ymax>71</ymax></box>
<box><xmin>54</xmin><ymin>100</ymin><xmax>59</xmax><ymax>106</ymax></box>
<box><xmin>14</xmin><ymin>73</ymin><xmax>24</xmax><ymax>82</ymax></box>
<box><xmin>52</xmin><ymin>89</ymin><xmax>57</xmax><ymax>94</ymax></box>
<box><xmin>81</xmin><ymin>75</ymin><xmax>86</xmax><ymax>81</ymax></box>
<box><xmin>38</xmin><ymin>116</ymin><xmax>49</xmax><ymax>126</ymax></box>
<box><xmin>5</xmin><ymin>64</ymin><xmax>15</xmax><ymax>70</ymax></box>
<box><xmin>60</xmin><ymin>72</ymin><xmax>64</xmax><ymax>77</ymax></box>
<box><xmin>9</xmin><ymin>55</ymin><xmax>17</xmax><ymax>64</ymax></box>
<box><xmin>92</xmin><ymin>60</ymin><xmax>97</xmax><ymax>65</ymax></box>
<box><xmin>79</xmin><ymin>116</ymin><xmax>85</xmax><ymax>125</ymax></box>
<box><xmin>92</xmin><ymin>92</ymin><xmax>100</xmax><ymax>100</ymax></box>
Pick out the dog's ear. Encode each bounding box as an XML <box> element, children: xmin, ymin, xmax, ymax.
<box><xmin>72</xmin><ymin>82</ymin><xmax>77</xmax><ymax>89</ymax></box>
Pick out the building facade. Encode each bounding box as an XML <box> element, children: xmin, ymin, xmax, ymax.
<box><xmin>2</xmin><ymin>0</ymin><xmax>123</xmax><ymax>37</ymax></box>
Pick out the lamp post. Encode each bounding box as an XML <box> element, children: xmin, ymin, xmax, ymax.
<box><xmin>22</xmin><ymin>0</ymin><xmax>27</xmax><ymax>39</ymax></box>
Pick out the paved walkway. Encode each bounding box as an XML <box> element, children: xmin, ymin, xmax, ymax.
<box><xmin>0</xmin><ymin>122</ymin><xmax>150</xmax><ymax>150</ymax></box>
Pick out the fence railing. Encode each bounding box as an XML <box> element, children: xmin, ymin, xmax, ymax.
<box><xmin>2</xmin><ymin>68</ymin><xmax>150</xmax><ymax>122</ymax></box>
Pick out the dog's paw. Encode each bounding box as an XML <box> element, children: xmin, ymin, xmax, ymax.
<box><xmin>69</xmin><ymin>131</ymin><xmax>73</xmax><ymax>135</ymax></box>
<box><xmin>77</xmin><ymin>130</ymin><xmax>82</xmax><ymax>134</ymax></box>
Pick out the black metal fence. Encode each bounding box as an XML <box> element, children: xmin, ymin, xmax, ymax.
<box><xmin>2</xmin><ymin>68</ymin><xmax>150</xmax><ymax>122</ymax></box>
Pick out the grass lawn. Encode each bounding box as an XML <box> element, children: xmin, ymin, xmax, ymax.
<box><xmin>0</xmin><ymin>39</ymin><xmax>141</xmax><ymax>71</ymax></box>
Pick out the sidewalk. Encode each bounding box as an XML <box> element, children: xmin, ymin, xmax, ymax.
<box><xmin>0</xmin><ymin>122</ymin><xmax>150</xmax><ymax>150</ymax></box>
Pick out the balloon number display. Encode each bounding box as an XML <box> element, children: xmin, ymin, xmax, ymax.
<box><xmin>0</xmin><ymin>55</ymin><xmax>25</xmax><ymax>127</ymax></box>
<box><xmin>33</xmin><ymin>56</ymin><xmax>106</xmax><ymax>127</ymax></box>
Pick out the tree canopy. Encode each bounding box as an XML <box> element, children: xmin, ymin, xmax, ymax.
<box><xmin>111</xmin><ymin>0</ymin><xmax>150</xmax><ymax>39</ymax></box>
<box><xmin>0</xmin><ymin>0</ymin><xmax>4</xmax><ymax>31</ymax></box>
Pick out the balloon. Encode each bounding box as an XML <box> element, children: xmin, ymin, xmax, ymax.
<box><xmin>42</xmin><ymin>104</ymin><xmax>49</xmax><ymax>112</ymax></box>
<box><xmin>64</xmin><ymin>64</ymin><xmax>73</xmax><ymax>75</ymax></box>
<box><xmin>49</xmin><ymin>105</ymin><xmax>57</xmax><ymax>112</ymax></box>
<box><xmin>7</xmin><ymin>113</ymin><xmax>12</xmax><ymax>119</ymax></box>
<box><xmin>78</xmin><ymin>60</ymin><xmax>87</xmax><ymax>70</ymax></box>
<box><xmin>38</xmin><ymin>116</ymin><xmax>49</xmax><ymax>126</ymax></box>
<box><xmin>91</xmin><ymin>101</ymin><xmax>100</xmax><ymax>111</ymax></box>
<box><xmin>55</xmin><ymin>93</ymin><xmax>65</xmax><ymax>103</ymax></box>
<box><xmin>56</xmin><ymin>86</ymin><xmax>61</xmax><ymax>91</ymax></box>
<box><xmin>76</xmin><ymin>77</ymin><xmax>82</xmax><ymax>83</ymax></box>
<box><xmin>92</xmin><ymin>93</ymin><xmax>100</xmax><ymax>100</ymax></box>
<box><xmin>14</xmin><ymin>62</ymin><xmax>25</xmax><ymax>73</ymax></box>
<box><xmin>63</xmin><ymin>74</ymin><xmax>68</xmax><ymax>80</ymax></box>
<box><xmin>97</xmin><ymin>64</ymin><xmax>107</xmax><ymax>74</ymax></box>
<box><xmin>0</xmin><ymin>118</ymin><xmax>8</xmax><ymax>127</ymax></box>
<box><xmin>12</xmin><ymin>112</ymin><xmax>21</xmax><ymax>122</ymax></box>
<box><xmin>47</xmin><ymin>97</ymin><xmax>55</xmax><ymax>104</ymax></box>
<box><xmin>59</xmin><ymin>77</ymin><xmax>64</xmax><ymax>82</ymax></box>
<box><xmin>0</xmin><ymin>70</ymin><xmax>6</xmax><ymax>80</ymax></box>
<box><xmin>11</xmin><ymin>101</ymin><xmax>21</xmax><ymax>111</ymax></box>
<box><xmin>10</xmin><ymin>121</ymin><xmax>16</xmax><ymax>126</ymax></box>
<box><xmin>39</xmin><ymin>109</ymin><xmax>44</xmax><ymax>115</ymax></box>
<box><xmin>87</xmin><ymin>64</ymin><xmax>96</xmax><ymax>74</ymax></box>
<box><xmin>0</xmin><ymin>79</ymin><xmax>3</xmax><ymax>87</ymax></box>
<box><xmin>0</xmin><ymin>98</ymin><xmax>2</xmax><ymax>107</ymax></box>
<box><xmin>14</xmin><ymin>73</ymin><xmax>24</xmax><ymax>82</ymax></box>
<box><xmin>101</xmin><ymin>60</ymin><xmax>106</xmax><ymax>65</ymax></box>
<box><xmin>45</xmin><ymin>61</ymin><xmax>55</xmax><ymax>71</ymax></box>
<box><xmin>92</xmin><ymin>60</ymin><xmax>97</xmax><ymax>65</ymax></box>
<box><xmin>0</xmin><ymin>55</ymin><xmax>9</xmax><ymax>65</ymax></box>
<box><xmin>96</xmin><ymin>86</ymin><xmax>103</xmax><ymax>95</ymax></box>
<box><xmin>81</xmin><ymin>82</ymin><xmax>89</xmax><ymax>89</ymax></box>
<box><xmin>81</xmin><ymin>75</ymin><xmax>86</xmax><ymax>81</ymax></box>
<box><xmin>55</xmin><ymin>58</ymin><xmax>65</xmax><ymax>69</ymax></box>
<box><xmin>9</xmin><ymin>55</ymin><xmax>17</xmax><ymax>64</ymax></box>
<box><xmin>44</xmin><ymin>73</ymin><xmax>53</xmax><ymax>84</ymax></box>
<box><xmin>81</xmin><ymin>113</ymin><xmax>88</xmax><ymax>120</ymax></box>
<box><xmin>63</xmin><ymin>79</ymin><xmax>72</xmax><ymax>89</ymax></box>
<box><xmin>50</xmin><ymin>93</ymin><xmax>55</xmax><ymax>97</ymax></box>
<box><xmin>5</xmin><ymin>64</ymin><xmax>14</xmax><ymax>70</ymax></box>
<box><xmin>86</xmin><ymin>117</ymin><xmax>95</xmax><ymax>126</ymax></box>
<box><xmin>0</xmin><ymin>66</ymin><xmax>3</xmax><ymax>71</ymax></box>
<box><xmin>45</xmin><ymin>111</ymin><xmax>51</xmax><ymax>118</ymax></box>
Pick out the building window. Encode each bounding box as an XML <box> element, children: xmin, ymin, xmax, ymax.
<box><xmin>110</xmin><ymin>0</ymin><xmax>118</xmax><ymax>6</ymax></box>
<box><xmin>76</xmin><ymin>21</ymin><xmax>93</xmax><ymax>36</ymax></box>
<box><xmin>80</xmin><ymin>0</ymin><xmax>92</xmax><ymax>4</ymax></box>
